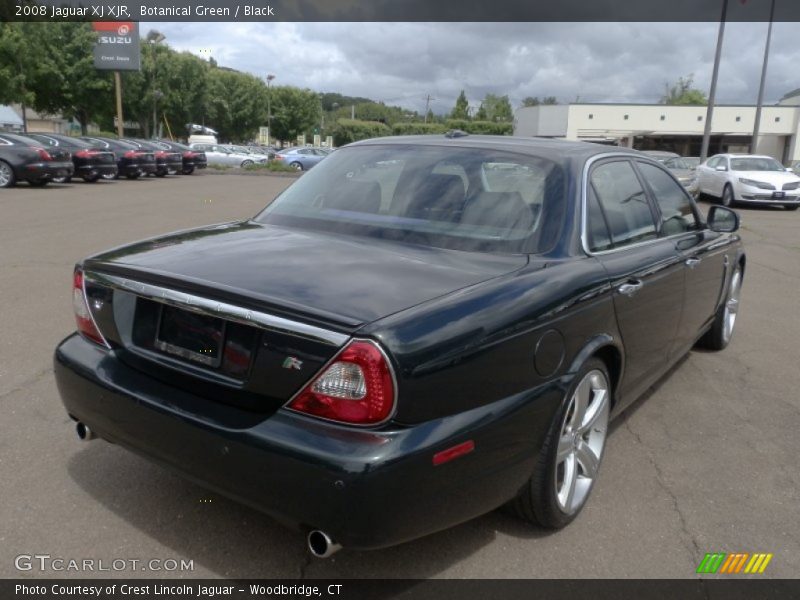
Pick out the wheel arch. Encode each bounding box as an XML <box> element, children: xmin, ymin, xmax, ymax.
<box><xmin>565</xmin><ymin>334</ymin><xmax>624</xmax><ymax>409</ymax></box>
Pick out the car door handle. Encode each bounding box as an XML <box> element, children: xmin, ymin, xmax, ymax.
<box><xmin>685</xmin><ymin>257</ymin><xmax>701</xmax><ymax>269</ymax></box>
<box><xmin>617</xmin><ymin>280</ymin><xmax>644</xmax><ymax>297</ymax></box>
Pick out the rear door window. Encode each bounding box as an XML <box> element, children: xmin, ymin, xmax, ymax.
<box><xmin>589</xmin><ymin>160</ymin><xmax>657</xmax><ymax>248</ymax></box>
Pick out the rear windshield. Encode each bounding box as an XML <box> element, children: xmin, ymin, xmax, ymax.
<box><xmin>255</xmin><ymin>144</ymin><xmax>566</xmax><ymax>254</ymax></box>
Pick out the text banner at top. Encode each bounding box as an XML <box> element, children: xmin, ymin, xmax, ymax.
<box><xmin>6</xmin><ymin>0</ymin><xmax>800</xmax><ymax>22</ymax></box>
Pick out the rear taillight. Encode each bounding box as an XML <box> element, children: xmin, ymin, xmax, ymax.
<box><xmin>287</xmin><ymin>340</ymin><xmax>395</xmax><ymax>425</ymax></box>
<box><xmin>72</xmin><ymin>269</ymin><xmax>107</xmax><ymax>347</ymax></box>
<box><xmin>123</xmin><ymin>150</ymin><xmax>142</xmax><ymax>159</ymax></box>
<box><xmin>183</xmin><ymin>151</ymin><xmax>195</xmax><ymax>159</ymax></box>
<box><xmin>74</xmin><ymin>149</ymin><xmax>97</xmax><ymax>159</ymax></box>
<box><xmin>274</xmin><ymin>155</ymin><xmax>284</xmax><ymax>161</ymax></box>
<box><xmin>32</xmin><ymin>147</ymin><xmax>52</xmax><ymax>161</ymax></box>
<box><xmin>155</xmin><ymin>150</ymin><xmax>167</xmax><ymax>159</ymax></box>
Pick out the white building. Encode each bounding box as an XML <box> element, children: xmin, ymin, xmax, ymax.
<box><xmin>514</xmin><ymin>89</ymin><xmax>800</xmax><ymax>163</ymax></box>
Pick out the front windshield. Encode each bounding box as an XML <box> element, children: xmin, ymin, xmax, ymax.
<box><xmin>255</xmin><ymin>144</ymin><xmax>566</xmax><ymax>254</ymax></box>
<box><xmin>664</xmin><ymin>157</ymin><xmax>690</xmax><ymax>170</ymax></box>
<box><xmin>730</xmin><ymin>157</ymin><xmax>785</xmax><ymax>172</ymax></box>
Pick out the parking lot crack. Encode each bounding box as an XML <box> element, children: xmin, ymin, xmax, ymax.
<box><xmin>0</xmin><ymin>366</ymin><xmax>52</xmax><ymax>401</ymax></box>
<box><xmin>623</xmin><ymin>418</ymin><xmax>702</xmax><ymax>565</ymax></box>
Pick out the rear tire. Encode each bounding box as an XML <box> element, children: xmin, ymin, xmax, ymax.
<box><xmin>82</xmin><ymin>174</ymin><xmax>100</xmax><ymax>183</ymax></box>
<box><xmin>0</xmin><ymin>160</ymin><xmax>16</xmax><ymax>188</ymax></box>
<box><xmin>53</xmin><ymin>175</ymin><xmax>72</xmax><ymax>184</ymax></box>
<box><xmin>241</xmin><ymin>160</ymin><xmax>253</xmax><ymax>168</ymax></box>
<box><xmin>27</xmin><ymin>179</ymin><xmax>49</xmax><ymax>187</ymax></box>
<box><xmin>290</xmin><ymin>161</ymin><xmax>303</xmax><ymax>171</ymax></box>
<box><xmin>125</xmin><ymin>173</ymin><xmax>140</xmax><ymax>180</ymax></box>
<box><xmin>785</xmin><ymin>205</ymin><xmax>799</xmax><ymax>211</ymax></box>
<box><xmin>102</xmin><ymin>172</ymin><xmax>118</xmax><ymax>180</ymax></box>
<box><xmin>182</xmin><ymin>167</ymin><xmax>195</xmax><ymax>175</ymax></box>
<box><xmin>509</xmin><ymin>358</ymin><xmax>611</xmax><ymax>529</ymax></box>
<box><xmin>697</xmin><ymin>264</ymin><xmax>742</xmax><ymax>351</ymax></box>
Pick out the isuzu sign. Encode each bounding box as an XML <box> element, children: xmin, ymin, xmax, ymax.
<box><xmin>92</xmin><ymin>22</ymin><xmax>141</xmax><ymax>71</ymax></box>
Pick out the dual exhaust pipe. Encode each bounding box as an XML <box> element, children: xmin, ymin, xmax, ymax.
<box><xmin>74</xmin><ymin>422</ymin><xmax>340</xmax><ymax>557</ymax></box>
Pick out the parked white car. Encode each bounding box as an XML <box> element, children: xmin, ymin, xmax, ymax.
<box><xmin>222</xmin><ymin>144</ymin><xmax>272</xmax><ymax>162</ymax></box>
<box><xmin>696</xmin><ymin>154</ymin><xmax>800</xmax><ymax>210</ymax></box>
<box><xmin>189</xmin><ymin>143</ymin><xmax>267</xmax><ymax>168</ymax></box>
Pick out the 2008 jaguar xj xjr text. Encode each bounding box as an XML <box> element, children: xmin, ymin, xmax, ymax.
<box><xmin>55</xmin><ymin>135</ymin><xmax>744</xmax><ymax>556</ymax></box>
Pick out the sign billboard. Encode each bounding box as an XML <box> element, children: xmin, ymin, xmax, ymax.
<box><xmin>92</xmin><ymin>22</ymin><xmax>141</xmax><ymax>71</ymax></box>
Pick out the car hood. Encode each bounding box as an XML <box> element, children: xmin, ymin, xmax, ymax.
<box><xmin>669</xmin><ymin>168</ymin><xmax>695</xmax><ymax>180</ymax></box>
<box><xmin>735</xmin><ymin>171</ymin><xmax>800</xmax><ymax>185</ymax></box>
<box><xmin>84</xmin><ymin>221</ymin><xmax>529</xmax><ymax>328</ymax></box>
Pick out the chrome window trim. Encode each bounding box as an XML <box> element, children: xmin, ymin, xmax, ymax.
<box><xmin>580</xmin><ymin>152</ymin><xmax>704</xmax><ymax>257</ymax></box>
<box><xmin>84</xmin><ymin>270</ymin><xmax>349</xmax><ymax>348</ymax></box>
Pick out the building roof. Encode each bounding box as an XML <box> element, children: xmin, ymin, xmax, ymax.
<box><xmin>0</xmin><ymin>105</ymin><xmax>24</xmax><ymax>127</ymax></box>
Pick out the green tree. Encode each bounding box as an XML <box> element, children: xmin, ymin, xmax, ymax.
<box><xmin>479</xmin><ymin>93</ymin><xmax>514</xmax><ymax>122</ymax></box>
<box><xmin>269</xmin><ymin>86</ymin><xmax>322</xmax><ymax>142</ymax></box>
<box><xmin>0</xmin><ymin>23</ymin><xmax>52</xmax><ymax>131</ymax></box>
<box><xmin>36</xmin><ymin>23</ymin><xmax>114</xmax><ymax>135</ymax></box>
<box><xmin>662</xmin><ymin>75</ymin><xmax>708</xmax><ymax>106</ymax></box>
<box><xmin>521</xmin><ymin>96</ymin><xmax>541</xmax><ymax>107</ymax></box>
<box><xmin>451</xmin><ymin>90</ymin><xmax>469</xmax><ymax>120</ymax></box>
<box><xmin>205</xmin><ymin>68</ymin><xmax>269</xmax><ymax>141</ymax></box>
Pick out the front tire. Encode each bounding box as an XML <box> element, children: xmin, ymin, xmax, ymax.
<box><xmin>785</xmin><ymin>205</ymin><xmax>799</xmax><ymax>211</ymax></box>
<box><xmin>509</xmin><ymin>358</ymin><xmax>611</xmax><ymax>529</ymax></box>
<box><xmin>0</xmin><ymin>160</ymin><xmax>17</xmax><ymax>188</ymax></box>
<box><xmin>697</xmin><ymin>264</ymin><xmax>742</xmax><ymax>351</ymax></box>
<box><xmin>721</xmin><ymin>184</ymin><xmax>734</xmax><ymax>207</ymax></box>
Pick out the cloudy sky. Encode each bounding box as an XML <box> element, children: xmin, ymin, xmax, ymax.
<box><xmin>141</xmin><ymin>22</ymin><xmax>800</xmax><ymax>114</ymax></box>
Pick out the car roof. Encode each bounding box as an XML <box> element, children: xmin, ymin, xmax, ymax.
<box><xmin>642</xmin><ymin>150</ymin><xmax>680</xmax><ymax>158</ymax></box>
<box><xmin>348</xmin><ymin>134</ymin><xmax>644</xmax><ymax>160</ymax></box>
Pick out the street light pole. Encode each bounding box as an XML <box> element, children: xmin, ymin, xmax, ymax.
<box><xmin>266</xmin><ymin>73</ymin><xmax>275</xmax><ymax>144</ymax></box>
<box><xmin>751</xmin><ymin>0</ymin><xmax>776</xmax><ymax>155</ymax></box>
<box><xmin>700</xmin><ymin>0</ymin><xmax>728</xmax><ymax>162</ymax></box>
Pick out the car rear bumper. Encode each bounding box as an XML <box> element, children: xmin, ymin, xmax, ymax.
<box><xmin>54</xmin><ymin>333</ymin><xmax>560</xmax><ymax>550</ymax></box>
<box><xmin>77</xmin><ymin>164</ymin><xmax>117</xmax><ymax>176</ymax></box>
<box><xmin>20</xmin><ymin>161</ymin><xmax>74</xmax><ymax>180</ymax></box>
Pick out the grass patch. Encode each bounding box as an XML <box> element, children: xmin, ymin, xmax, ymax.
<box><xmin>207</xmin><ymin>163</ymin><xmax>233</xmax><ymax>170</ymax></box>
<box><xmin>243</xmin><ymin>161</ymin><xmax>298</xmax><ymax>173</ymax></box>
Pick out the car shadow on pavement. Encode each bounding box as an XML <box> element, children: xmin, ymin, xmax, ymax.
<box><xmin>67</xmin><ymin>443</ymin><xmax>556</xmax><ymax>579</ymax></box>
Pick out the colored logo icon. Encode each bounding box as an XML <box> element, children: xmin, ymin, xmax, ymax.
<box><xmin>696</xmin><ymin>552</ymin><xmax>773</xmax><ymax>574</ymax></box>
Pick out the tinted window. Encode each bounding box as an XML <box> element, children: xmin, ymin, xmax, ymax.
<box><xmin>590</xmin><ymin>160</ymin><xmax>657</xmax><ymax>248</ymax></box>
<box><xmin>586</xmin><ymin>187</ymin><xmax>613</xmax><ymax>252</ymax></box>
<box><xmin>637</xmin><ymin>162</ymin><xmax>698</xmax><ymax>235</ymax></box>
<box><xmin>730</xmin><ymin>157</ymin><xmax>785</xmax><ymax>172</ymax></box>
<box><xmin>706</xmin><ymin>156</ymin><xmax>720</xmax><ymax>168</ymax></box>
<box><xmin>255</xmin><ymin>145</ymin><xmax>566</xmax><ymax>254</ymax></box>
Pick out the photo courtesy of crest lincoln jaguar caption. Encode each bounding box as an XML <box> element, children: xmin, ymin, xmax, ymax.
<box><xmin>55</xmin><ymin>135</ymin><xmax>745</xmax><ymax>555</ymax></box>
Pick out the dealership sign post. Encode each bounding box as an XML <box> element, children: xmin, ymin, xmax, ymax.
<box><xmin>92</xmin><ymin>22</ymin><xmax>141</xmax><ymax>137</ymax></box>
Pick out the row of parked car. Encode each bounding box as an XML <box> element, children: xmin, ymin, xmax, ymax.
<box><xmin>644</xmin><ymin>150</ymin><xmax>800</xmax><ymax>211</ymax></box>
<box><xmin>189</xmin><ymin>142</ymin><xmax>333</xmax><ymax>171</ymax></box>
<box><xmin>0</xmin><ymin>132</ymin><xmax>208</xmax><ymax>188</ymax></box>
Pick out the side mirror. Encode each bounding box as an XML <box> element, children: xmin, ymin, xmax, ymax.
<box><xmin>715</xmin><ymin>165</ymin><xmax>728</xmax><ymax>172</ymax></box>
<box><xmin>707</xmin><ymin>205</ymin><xmax>739</xmax><ymax>233</ymax></box>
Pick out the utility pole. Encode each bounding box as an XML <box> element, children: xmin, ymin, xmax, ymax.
<box><xmin>751</xmin><ymin>0</ymin><xmax>776</xmax><ymax>155</ymax></box>
<box><xmin>266</xmin><ymin>73</ymin><xmax>275</xmax><ymax>144</ymax></box>
<box><xmin>700</xmin><ymin>0</ymin><xmax>728</xmax><ymax>162</ymax></box>
<box><xmin>149</xmin><ymin>31</ymin><xmax>166</xmax><ymax>139</ymax></box>
<box><xmin>351</xmin><ymin>104</ymin><xmax>355</xmax><ymax>120</ymax></box>
<box><xmin>423</xmin><ymin>94</ymin><xmax>435</xmax><ymax>123</ymax></box>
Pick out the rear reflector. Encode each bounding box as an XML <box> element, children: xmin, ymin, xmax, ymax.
<box><xmin>73</xmin><ymin>270</ymin><xmax>108</xmax><ymax>347</ymax></box>
<box><xmin>287</xmin><ymin>340</ymin><xmax>395</xmax><ymax>425</ymax></box>
<box><xmin>432</xmin><ymin>440</ymin><xmax>475</xmax><ymax>466</ymax></box>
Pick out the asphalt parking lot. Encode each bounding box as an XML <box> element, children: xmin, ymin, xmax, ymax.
<box><xmin>1</xmin><ymin>174</ymin><xmax>798</xmax><ymax>579</ymax></box>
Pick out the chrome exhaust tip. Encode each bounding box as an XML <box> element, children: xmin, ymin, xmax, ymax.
<box><xmin>307</xmin><ymin>530</ymin><xmax>341</xmax><ymax>558</ymax></box>
<box><xmin>76</xmin><ymin>422</ymin><xmax>96</xmax><ymax>441</ymax></box>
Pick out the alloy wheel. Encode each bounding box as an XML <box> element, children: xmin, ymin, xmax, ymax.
<box><xmin>722</xmin><ymin>268</ymin><xmax>742</xmax><ymax>344</ymax></box>
<box><xmin>0</xmin><ymin>162</ymin><xmax>12</xmax><ymax>187</ymax></box>
<box><xmin>555</xmin><ymin>369</ymin><xmax>610</xmax><ymax>515</ymax></box>
<box><xmin>722</xmin><ymin>186</ymin><xmax>733</xmax><ymax>207</ymax></box>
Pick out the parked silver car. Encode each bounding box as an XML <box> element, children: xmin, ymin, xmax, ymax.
<box><xmin>642</xmin><ymin>150</ymin><xmax>698</xmax><ymax>196</ymax></box>
<box><xmin>222</xmin><ymin>144</ymin><xmax>272</xmax><ymax>162</ymax></box>
<box><xmin>189</xmin><ymin>143</ymin><xmax>266</xmax><ymax>168</ymax></box>
<box><xmin>696</xmin><ymin>153</ymin><xmax>800</xmax><ymax>210</ymax></box>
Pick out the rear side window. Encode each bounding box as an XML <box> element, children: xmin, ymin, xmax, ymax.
<box><xmin>637</xmin><ymin>162</ymin><xmax>698</xmax><ymax>235</ymax></box>
<box><xmin>590</xmin><ymin>161</ymin><xmax>657</xmax><ymax>248</ymax></box>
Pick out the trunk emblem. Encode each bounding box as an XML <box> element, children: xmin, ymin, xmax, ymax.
<box><xmin>282</xmin><ymin>357</ymin><xmax>303</xmax><ymax>370</ymax></box>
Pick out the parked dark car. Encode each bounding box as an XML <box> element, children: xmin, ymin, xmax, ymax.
<box><xmin>0</xmin><ymin>132</ymin><xmax>73</xmax><ymax>188</ymax></box>
<box><xmin>55</xmin><ymin>136</ymin><xmax>745</xmax><ymax>556</ymax></box>
<box><xmin>80</xmin><ymin>137</ymin><xmax>157</xmax><ymax>180</ymax></box>
<box><xmin>121</xmin><ymin>138</ymin><xmax>182</xmax><ymax>177</ymax></box>
<box><xmin>154</xmin><ymin>140</ymin><xmax>208</xmax><ymax>174</ymax></box>
<box><xmin>26</xmin><ymin>133</ymin><xmax>117</xmax><ymax>183</ymax></box>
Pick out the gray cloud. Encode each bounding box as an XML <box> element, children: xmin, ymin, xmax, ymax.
<box><xmin>142</xmin><ymin>22</ymin><xmax>800</xmax><ymax>113</ymax></box>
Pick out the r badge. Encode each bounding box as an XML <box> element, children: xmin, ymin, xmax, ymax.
<box><xmin>282</xmin><ymin>357</ymin><xmax>303</xmax><ymax>370</ymax></box>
